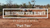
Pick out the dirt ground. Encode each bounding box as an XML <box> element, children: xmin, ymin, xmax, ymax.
<box><xmin>0</xmin><ymin>14</ymin><xmax>50</xmax><ymax>28</ymax></box>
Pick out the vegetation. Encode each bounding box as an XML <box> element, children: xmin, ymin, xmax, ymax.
<box><xmin>0</xmin><ymin>0</ymin><xmax>50</xmax><ymax>16</ymax></box>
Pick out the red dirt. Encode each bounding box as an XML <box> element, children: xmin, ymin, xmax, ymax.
<box><xmin>0</xmin><ymin>14</ymin><xmax>50</xmax><ymax>28</ymax></box>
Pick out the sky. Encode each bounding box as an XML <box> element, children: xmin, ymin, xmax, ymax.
<box><xmin>0</xmin><ymin>0</ymin><xmax>50</xmax><ymax>5</ymax></box>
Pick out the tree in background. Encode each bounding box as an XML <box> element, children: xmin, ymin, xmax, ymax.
<box><xmin>27</xmin><ymin>2</ymin><xmax>32</xmax><ymax>8</ymax></box>
<box><xmin>47</xmin><ymin>4</ymin><xmax>50</xmax><ymax>8</ymax></box>
<box><xmin>31</xmin><ymin>0</ymin><xmax>35</xmax><ymax>7</ymax></box>
<box><xmin>6</xmin><ymin>0</ymin><xmax>13</xmax><ymax>8</ymax></box>
<box><xmin>22</xmin><ymin>3</ymin><xmax>26</xmax><ymax>8</ymax></box>
<box><xmin>6</xmin><ymin>0</ymin><xmax>13</xmax><ymax>15</ymax></box>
